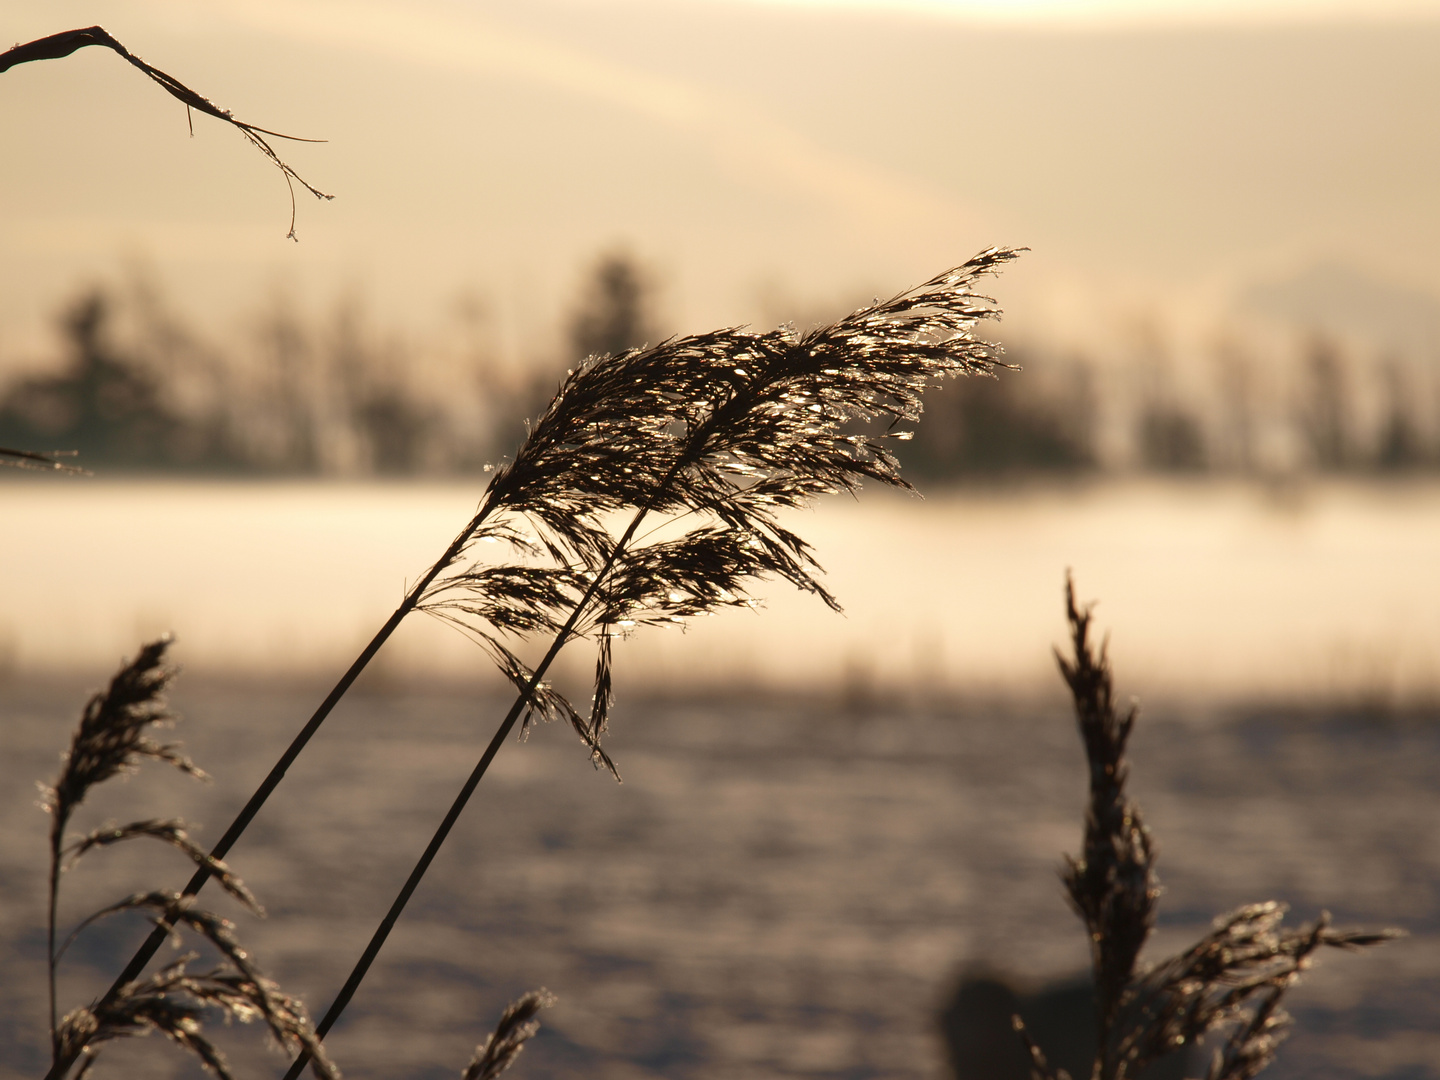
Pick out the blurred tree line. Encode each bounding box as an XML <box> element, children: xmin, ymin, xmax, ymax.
<box><xmin>2</xmin><ymin>253</ymin><xmax>1438</xmax><ymax>480</ymax></box>
<box><xmin>0</xmin><ymin>254</ymin><xmax>658</xmax><ymax>477</ymax></box>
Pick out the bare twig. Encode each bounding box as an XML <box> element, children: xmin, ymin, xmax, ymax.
<box><xmin>1</xmin><ymin>26</ymin><xmax>331</xmax><ymax>238</ymax></box>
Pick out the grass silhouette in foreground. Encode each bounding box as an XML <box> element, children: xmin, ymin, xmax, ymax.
<box><xmin>1025</xmin><ymin>577</ymin><xmax>1400</xmax><ymax>1080</ymax></box>
<box><xmin>38</xmin><ymin>582</ymin><xmax>1406</xmax><ymax>1079</ymax></box>
<box><xmin>41</xmin><ymin>640</ymin><xmax>338</xmax><ymax>1080</ymax></box>
<box><xmin>41</xmin><ymin>248</ymin><xmax>1018</xmax><ymax>1080</ymax></box>
<box><xmin>283</xmin><ymin>245</ymin><xmax>1020</xmax><ymax>1077</ymax></box>
<box><xmin>39</xmin><ymin>638</ymin><xmax>554</xmax><ymax>1080</ymax></box>
<box><xmin>23</xmin><ymin>244</ymin><xmax>1406</xmax><ymax>1079</ymax></box>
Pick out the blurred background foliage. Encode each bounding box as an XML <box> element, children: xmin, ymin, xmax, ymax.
<box><xmin>4</xmin><ymin>249</ymin><xmax>1438</xmax><ymax>481</ymax></box>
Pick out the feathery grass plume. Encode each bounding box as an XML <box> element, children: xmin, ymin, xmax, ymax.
<box><xmin>1053</xmin><ymin>578</ymin><xmax>1157</xmax><ymax>1063</ymax></box>
<box><xmin>44</xmin><ymin>640</ymin><xmax>200</xmax><ymax>820</ymax></box>
<box><xmin>41</xmin><ymin>644</ymin><xmax>334</xmax><ymax>1080</ymax></box>
<box><xmin>42</xmin><ymin>638</ymin><xmax>198</xmax><ymax>1054</ymax></box>
<box><xmin>56</xmin><ymin>896</ymin><xmax>339</xmax><ymax>1080</ymax></box>
<box><xmin>1129</xmin><ymin>904</ymin><xmax>1398</xmax><ymax>1080</ymax></box>
<box><xmin>1049</xmin><ymin>576</ymin><xmax>1400</xmax><ymax>1080</ymax></box>
<box><xmin>59</xmin><ymin>955</ymin><xmax>338</xmax><ymax>1080</ymax></box>
<box><xmin>422</xmin><ymin>246</ymin><xmax>1022</xmax><ymax>770</ymax></box>
<box><xmin>462</xmin><ymin>990</ymin><xmax>557</xmax><ymax>1080</ymax></box>
<box><xmin>0</xmin><ymin>26</ymin><xmax>330</xmax><ymax>239</ymax></box>
<box><xmin>278</xmin><ymin>248</ymin><xmax>1021</xmax><ymax>1079</ymax></box>
<box><xmin>63</xmin><ymin>820</ymin><xmax>260</xmax><ymax>914</ymax></box>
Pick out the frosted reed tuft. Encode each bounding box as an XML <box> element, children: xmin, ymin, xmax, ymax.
<box><xmin>1028</xmin><ymin>577</ymin><xmax>1402</xmax><ymax>1080</ymax></box>
<box><xmin>40</xmin><ymin>640</ymin><xmax>339</xmax><ymax>1080</ymax></box>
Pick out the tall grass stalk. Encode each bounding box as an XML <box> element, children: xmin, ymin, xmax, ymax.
<box><xmin>40</xmin><ymin>640</ymin><xmax>340</xmax><ymax>1080</ymax></box>
<box><xmin>47</xmin><ymin>248</ymin><xmax>1017</xmax><ymax>1080</ymax></box>
<box><xmin>38</xmin><ymin>639</ymin><xmax>558</xmax><ymax>1078</ymax></box>
<box><xmin>1023</xmin><ymin>577</ymin><xmax>1402</xmax><ymax>1080</ymax></box>
<box><xmin>42</xmin><ymin>510</ymin><xmax>499</xmax><ymax>1080</ymax></box>
<box><xmin>281</xmin><ymin>246</ymin><xmax>1021</xmax><ymax>1074</ymax></box>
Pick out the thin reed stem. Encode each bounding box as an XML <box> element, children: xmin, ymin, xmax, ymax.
<box><xmin>279</xmin><ymin>674</ymin><xmax>530</xmax><ymax>1080</ymax></box>
<box><xmin>282</xmin><ymin>472</ymin><xmax>681</xmax><ymax>1078</ymax></box>
<box><xmin>42</xmin><ymin>508</ymin><xmax>493</xmax><ymax>1080</ymax></box>
<box><xmin>52</xmin><ymin>249</ymin><xmax>1016</xmax><ymax>1080</ymax></box>
<box><xmin>48</xmin><ymin>817</ymin><xmax>63</xmax><ymax>1061</ymax></box>
<box><xmin>281</xmin><ymin>252</ymin><xmax>1020</xmax><ymax>1069</ymax></box>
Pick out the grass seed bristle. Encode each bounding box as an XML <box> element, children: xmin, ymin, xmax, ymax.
<box><xmin>419</xmin><ymin>247</ymin><xmax>1021</xmax><ymax>769</ymax></box>
<box><xmin>462</xmin><ymin>990</ymin><xmax>556</xmax><ymax>1080</ymax></box>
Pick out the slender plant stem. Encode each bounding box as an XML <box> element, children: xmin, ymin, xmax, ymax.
<box><xmin>42</xmin><ymin>508</ymin><xmax>494</xmax><ymax>1080</ymax></box>
<box><xmin>47</xmin><ymin>817</ymin><xmax>64</xmax><ymax>1063</ymax></box>
<box><xmin>280</xmin><ymin>473</ymin><xmax>682</xmax><ymax>1079</ymax></box>
<box><xmin>278</xmin><ymin>663</ymin><xmax>538</xmax><ymax>1080</ymax></box>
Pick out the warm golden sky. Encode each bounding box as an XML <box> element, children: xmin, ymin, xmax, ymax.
<box><xmin>3</xmin><ymin>0</ymin><xmax>1439</xmax><ymax>361</ymax></box>
<box><xmin>716</xmin><ymin>0</ymin><xmax>1440</xmax><ymax>21</ymax></box>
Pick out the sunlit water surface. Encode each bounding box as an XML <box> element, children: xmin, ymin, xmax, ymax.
<box><xmin>5</xmin><ymin>477</ymin><xmax>1440</xmax><ymax>702</ymax></box>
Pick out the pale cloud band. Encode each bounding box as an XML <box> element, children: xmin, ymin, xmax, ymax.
<box><xmin>175</xmin><ymin>0</ymin><xmax>998</xmax><ymax>243</ymax></box>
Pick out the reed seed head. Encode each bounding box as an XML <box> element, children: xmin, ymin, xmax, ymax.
<box><xmin>1054</xmin><ymin>576</ymin><xmax>1401</xmax><ymax>1080</ymax></box>
<box><xmin>462</xmin><ymin>989</ymin><xmax>557</xmax><ymax>1080</ymax></box>
<box><xmin>422</xmin><ymin>248</ymin><xmax>1021</xmax><ymax>772</ymax></box>
<box><xmin>44</xmin><ymin>639</ymin><xmax>202</xmax><ymax>839</ymax></box>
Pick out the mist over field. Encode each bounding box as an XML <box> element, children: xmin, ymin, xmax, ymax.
<box><xmin>5</xmin><ymin>477</ymin><xmax>1440</xmax><ymax>709</ymax></box>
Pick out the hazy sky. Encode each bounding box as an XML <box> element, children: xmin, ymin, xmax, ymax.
<box><xmin>3</xmin><ymin>0</ymin><xmax>1439</xmax><ymax>363</ymax></box>
<box><xmin>724</xmin><ymin>0</ymin><xmax>1440</xmax><ymax>22</ymax></box>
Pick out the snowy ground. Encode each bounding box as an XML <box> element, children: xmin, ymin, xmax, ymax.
<box><xmin>1</xmin><ymin>679</ymin><xmax>1435</xmax><ymax>1080</ymax></box>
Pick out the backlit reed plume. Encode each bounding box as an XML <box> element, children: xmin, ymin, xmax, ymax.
<box><xmin>41</xmin><ymin>639</ymin><xmax>338</xmax><ymax>1080</ymax></box>
<box><xmin>0</xmin><ymin>26</ymin><xmax>330</xmax><ymax>239</ymax></box>
<box><xmin>1017</xmin><ymin>577</ymin><xmax>1400</xmax><ymax>1080</ymax></box>
<box><xmin>423</xmin><ymin>245</ymin><xmax>1023</xmax><ymax>766</ymax></box>
<box><xmin>62</xmin><ymin>248</ymin><xmax>1016</xmax><ymax>1080</ymax></box>
<box><xmin>277</xmin><ymin>246</ymin><xmax>1021</xmax><ymax>1076</ymax></box>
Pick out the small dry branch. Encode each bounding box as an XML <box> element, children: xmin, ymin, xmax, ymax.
<box><xmin>0</xmin><ymin>26</ymin><xmax>331</xmax><ymax>238</ymax></box>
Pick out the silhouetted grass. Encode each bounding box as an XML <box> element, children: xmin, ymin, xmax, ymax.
<box><xmin>7</xmin><ymin>39</ymin><xmax>1412</xmax><ymax>1065</ymax></box>
<box><xmin>39</xmin><ymin>640</ymin><xmax>555</xmax><ymax>1080</ymax></box>
<box><xmin>26</xmin><ymin>253</ymin><xmax>1414</xmax><ymax>1080</ymax></box>
<box><xmin>39</xmin><ymin>640</ymin><xmax>338</xmax><ymax>1080</ymax></box>
<box><xmin>1019</xmin><ymin>577</ymin><xmax>1402</xmax><ymax>1080</ymax></box>
<box><xmin>280</xmin><ymin>246</ymin><xmax>1022</xmax><ymax>1077</ymax></box>
<box><xmin>34</xmin><ymin>249</ymin><xmax>1016</xmax><ymax>1080</ymax></box>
